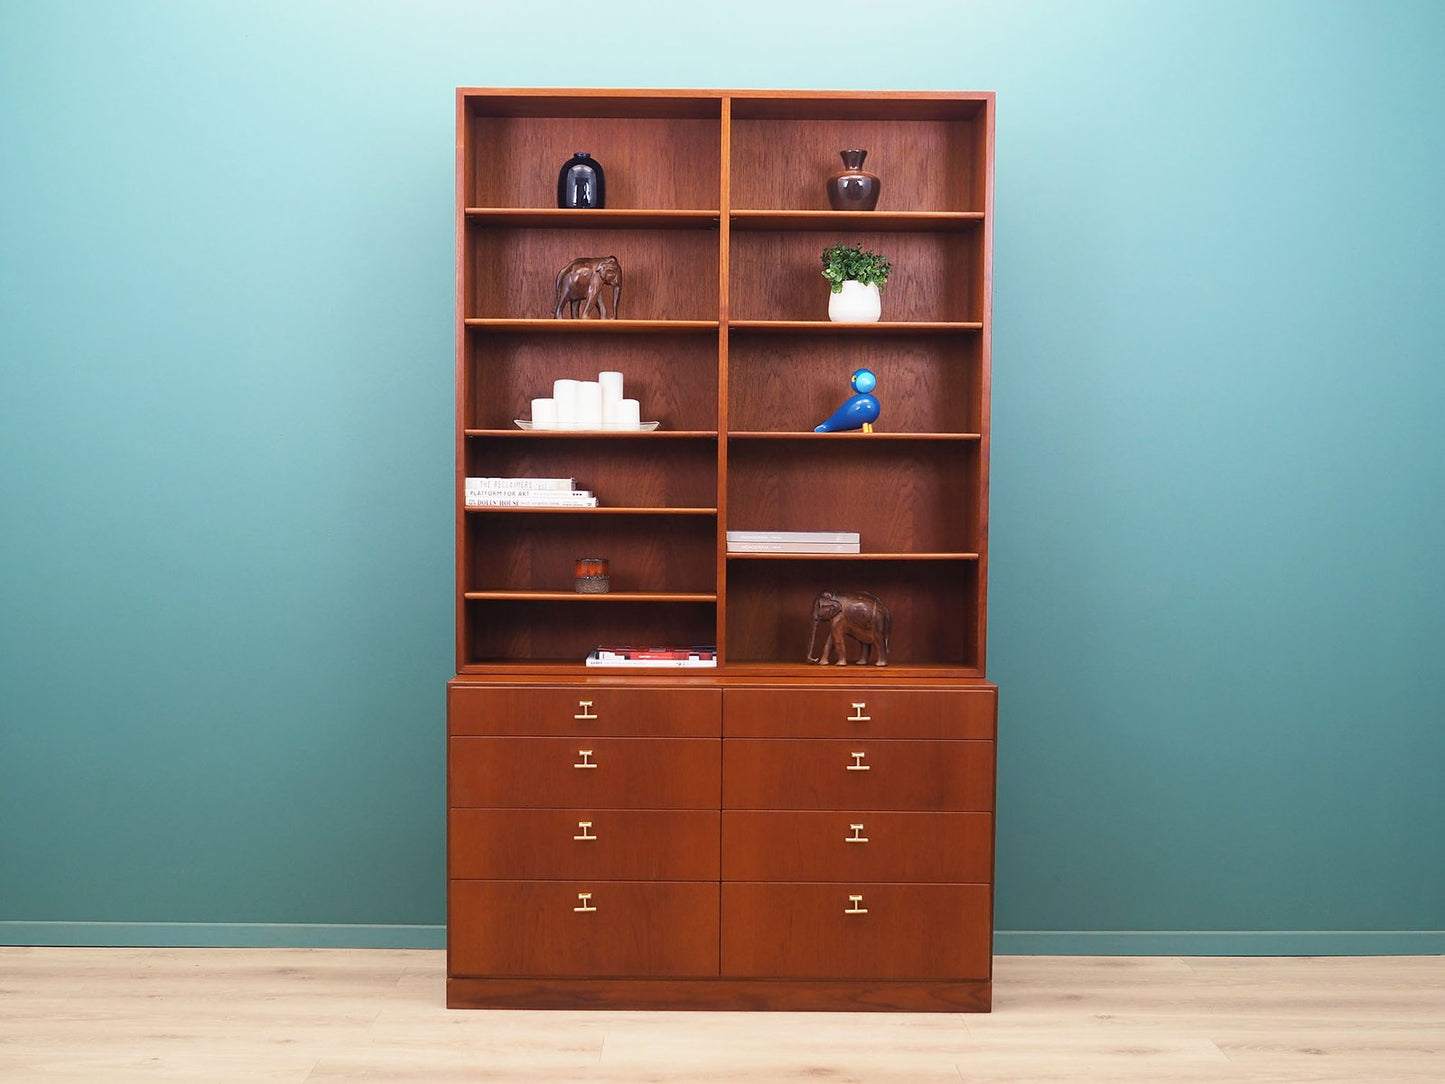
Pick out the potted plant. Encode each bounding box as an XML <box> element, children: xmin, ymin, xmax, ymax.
<box><xmin>821</xmin><ymin>242</ymin><xmax>892</xmax><ymax>323</ymax></box>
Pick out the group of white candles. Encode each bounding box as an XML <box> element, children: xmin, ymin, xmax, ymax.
<box><xmin>530</xmin><ymin>371</ymin><xmax>642</xmax><ymax>430</ymax></box>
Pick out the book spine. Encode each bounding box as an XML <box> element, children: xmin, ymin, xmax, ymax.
<box><xmin>586</xmin><ymin>655</ymin><xmax>717</xmax><ymax>668</ymax></box>
<box><xmin>465</xmin><ymin>476</ymin><xmax>576</xmax><ymax>491</ymax></box>
<box><xmin>466</xmin><ymin>487</ymin><xmax>594</xmax><ymax>500</ymax></box>
<box><xmin>466</xmin><ymin>495</ymin><xmax>598</xmax><ymax>507</ymax></box>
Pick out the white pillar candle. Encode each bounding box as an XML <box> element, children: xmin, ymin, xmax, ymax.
<box><xmin>530</xmin><ymin>397</ymin><xmax>557</xmax><ymax>429</ymax></box>
<box><xmin>617</xmin><ymin>397</ymin><xmax>641</xmax><ymax>430</ymax></box>
<box><xmin>598</xmin><ymin>370</ymin><xmax>624</xmax><ymax>424</ymax></box>
<box><xmin>576</xmin><ymin>380</ymin><xmax>603</xmax><ymax>428</ymax></box>
<box><xmin>553</xmin><ymin>379</ymin><xmax>580</xmax><ymax>428</ymax></box>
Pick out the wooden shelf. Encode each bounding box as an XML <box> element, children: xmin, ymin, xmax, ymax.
<box><xmin>719</xmin><ymin>661</ymin><xmax>987</xmax><ymax>678</ymax></box>
<box><xmin>727</xmin><ymin>552</ymin><xmax>980</xmax><ymax>560</ymax></box>
<box><xmin>463</xmin><ymin>590</ymin><xmax>717</xmax><ymax>602</ymax></box>
<box><xmin>463</xmin><ymin>318</ymin><xmax>718</xmax><ymax>334</ymax></box>
<box><xmin>730</xmin><ymin>210</ymin><xmax>983</xmax><ymax>231</ymax></box>
<box><xmin>726</xmin><ymin>431</ymin><xmax>982</xmax><ymax>441</ymax></box>
<box><xmin>464</xmin><ymin>506</ymin><xmax>717</xmax><ymax>516</ymax></box>
<box><xmin>467</xmin><ymin>207</ymin><xmax>720</xmax><ymax>229</ymax></box>
<box><xmin>728</xmin><ymin>320</ymin><xmax>982</xmax><ymax>333</ymax></box>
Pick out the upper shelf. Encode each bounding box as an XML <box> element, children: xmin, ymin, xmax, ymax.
<box><xmin>463</xmin><ymin>209</ymin><xmax>979</xmax><ymax>231</ymax></box>
<box><xmin>729</xmin><ymin>320</ymin><xmax>982</xmax><ymax>334</ymax></box>
<box><xmin>463</xmin><ymin>318</ymin><xmax>718</xmax><ymax>334</ymax></box>
<box><xmin>729</xmin><ymin>210</ymin><xmax>982</xmax><ymax>232</ymax></box>
<box><xmin>465</xmin><ymin>208</ymin><xmax>720</xmax><ymax>229</ymax></box>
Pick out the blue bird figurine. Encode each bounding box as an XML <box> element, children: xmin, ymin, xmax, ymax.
<box><xmin>814</xmin><ymin>368</ymin><xmax>880</xmax><ymax>433</ymax></box>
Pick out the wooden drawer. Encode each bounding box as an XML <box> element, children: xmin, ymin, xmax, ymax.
<box><xmin>449</xmin><ymin>683</ymin><xmax>720</xmax><ymax>737</ymax></box>
<box><xmin>723</xmin><ymin>739</ymin><xmax>993</xmax><ymax>811</ymax></box>
<box><xmin>451</xmin><ymin>880</ymin><xmax>719</xmax><ymax>978</ymax></box>
<box><xmin>722</xmin><ymin>811</ymin><xmax>991</xmax><ymax>883</ymax></box>
<box><xmin>721</xmin><ymin>883</ymin><xmax>991</xmax><ymax>980</ymax></box>
<box><xmin>724</xmin><ymin>687</ymin><xmax>995</xmax><ymax>740</ymax></box>
<box><xmin>451</xmin><ymin>809</ymin><xmax>720</xmax><ymax>880</ymax></box>
<box><xmin>451</xmin><ymin>736</ymin><xmax>720</xmax><ymax>809</ymax></box>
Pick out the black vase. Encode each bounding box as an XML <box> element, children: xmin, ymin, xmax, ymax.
<box><xmin>557</xmin><ymin>152</ymin><xmax>606</xmax><ymax>209</ymax></box>
<box><xmin>826</xmin><ymin>149</ymin><xmax>880</xmax><ymax>211</ymax></box>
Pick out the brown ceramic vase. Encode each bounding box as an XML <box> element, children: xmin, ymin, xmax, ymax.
<box><xmin>826</xmin><ymin>149</ymin><xmax>881</xmax><ymax>211</ymax></box>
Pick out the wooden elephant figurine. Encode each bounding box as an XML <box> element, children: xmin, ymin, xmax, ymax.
<box><xmin>807</xmin><ymin>589</ymin><xmax>891</xmax><ymax>666</ymax></box>
<box><xmin>553</xmin><ymin>255</ymin><xmax>622</xmax><ymax>319</ymax></box>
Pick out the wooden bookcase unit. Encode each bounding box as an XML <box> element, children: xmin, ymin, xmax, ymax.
<box><xmin>450</xmin><ymin>88</ymin><xmax>997</xmax><ymax>1011</ymax></box>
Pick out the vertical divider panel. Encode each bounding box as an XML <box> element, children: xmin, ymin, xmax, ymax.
<box><xmin>717</xmin><ymin>96</ymin><xmax>732</xmax><ymax>665</ymax></box>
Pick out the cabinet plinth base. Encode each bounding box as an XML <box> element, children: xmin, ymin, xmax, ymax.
<box><xmin>446</xmin><ymin>976</ymin><xmax>992</xmax><ymax>1012</ymax></box>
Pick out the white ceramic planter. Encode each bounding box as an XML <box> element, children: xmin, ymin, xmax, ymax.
<box><xmin>828</xmin><ymin>280</ymin><xmax>882</xmax><ymax>323</ymax></box>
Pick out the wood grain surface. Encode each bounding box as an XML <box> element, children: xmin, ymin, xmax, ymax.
<box><xmin>3</xmin><ymin>949</ymin><xmax>1440</xmax><ymax>1081</ymax></box>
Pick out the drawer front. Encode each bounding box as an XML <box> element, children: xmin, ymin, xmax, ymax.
<box><xmin>451</xmin><ymin>880</ymin><xmax>719</xmax><ymax>978</ymax></box>
<box><xmin>451</xmin><ymin>737</ymin><xmax>720</xmax><ymax>809</ymax></box>
<box><xmin>722</xmin><ymin>811</ymin><xmax>991</xmax><ymax>883</ymax></box>
<box><xmin>449</xmin><ymin>684</ymin><xmax>720</xmax><ymax>737</ymax></box>
<box><xmin>451</xmin><ymin>809</ymin><xmax>720</xmax><ymax>880</ymax></box>
<box><xmin>721</xmin><ymin>883</ymin><xmax>991</xmax><ymax>980</ymax></box>
<box><xmin>724</xmin><ymin>687</ymin><xmax>995</xmax><ymax>740</ymax></box>
<box><xmin>723</xmin><ymin>739</ymin><xmax>993</xmax><ymax>811</ymax></box>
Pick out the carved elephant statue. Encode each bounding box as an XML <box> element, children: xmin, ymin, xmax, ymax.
<box><xmin>807</xmin><ymin>590</ymin><xmax>891</xmax><ymax>666</ymax></box>
<box><xmin>553</xmin><ymin>255</ymin><xmax>622</xmax><ymax>319</ymax></box>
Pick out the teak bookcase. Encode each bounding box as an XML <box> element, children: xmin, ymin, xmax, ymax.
<box><xmin>450</xmin><ymin>88</ymin><xmax>997</xmax><ymax>1011</ymax></box>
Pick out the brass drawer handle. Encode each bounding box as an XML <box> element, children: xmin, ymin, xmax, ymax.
<box><xmin>848</xmin><ymin>702</ymin><xmax>871</xmax><ymax>722</ymax></box>
<box><xmin>574</xmin><ymin>700</ymin><xmax>598</xmax><ymax>720</ymax></box>
<box><xmin>846</xmin><ymin>751</ymin><xmax>870</xmax><ymax>771</ymax></box>
<box><xmin>573</xmin><ymin>820</ymin><xmax>596</xmax><ymax>841</ymax></box>
<box><xmin>574</xmin><ymin>749</ymin><xmax>597</xmax><ymax>769</ymax></box>
<box><xmin>846</xmin><ymin>894</ymin><xmax>868</xmax><ymax>915</ymax></box>
<box><xmin>846</xmin><ymin>823</ymin><xmax>869</xmax><ymax>844</ymax></box>
<box><xmin>573</xmin><ymin>892</ymin><xmax>597</xmax><ymax>913</ymax></box>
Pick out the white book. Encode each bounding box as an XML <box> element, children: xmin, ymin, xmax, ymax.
<box><xmin>465</xmin><ymin>476</ymin><xmax>576</xmax><ymax>491</ymax></box>
<box><xmin>586</xmin><ymin>651</ymin><xmax>717</xmax><ymax>668</ymax></box>
<box><xmin>726</xmin><ymin>530</ymin><xmax>860</xmax><ymax>545</ymax></box>
<box><xmin>728</xmin><ymin>541</ymin><xmax>861</xmax><ymax>554</ymax></box>
<box><xmin>466</xmin><ymin>486</ymin><xmax>594</xmax><ymax>500</ymax></box>
<box><xmin>466</xmin><ymin>494</ymin><xmax>598</xmax><ymax>507</ymax></box>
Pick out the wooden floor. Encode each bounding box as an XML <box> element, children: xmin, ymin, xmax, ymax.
<box><xmin>0</xmin><ymin>949</ymin><xmax>1441</xmax><ymax>1081</ymax></box>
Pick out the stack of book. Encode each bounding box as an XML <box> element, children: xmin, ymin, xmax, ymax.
<box><xmin>726</xmin><ymin>530</ymin><xmax>860</xmax><ymax>554</ymax></box>
<box><xmin>586</xmin><ymin>645</ymin><xmax>717</xmax><ymax>668</ymax></box>
<box><xmin>464</xmin><ymin>477</ymin><xmax>597</xmax><ymax>508</ymax></box>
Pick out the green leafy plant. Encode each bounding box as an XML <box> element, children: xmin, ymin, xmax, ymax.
<box><xmin>820</xmin><ymin>242</ymin><xmax>893</xmax><ymax>293</ymax></box>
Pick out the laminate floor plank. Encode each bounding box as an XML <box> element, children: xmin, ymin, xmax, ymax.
<box><xmin>0</xmin><ymin>949</ymin><xmax>1441</xmax><ymax>1083</ymax></box>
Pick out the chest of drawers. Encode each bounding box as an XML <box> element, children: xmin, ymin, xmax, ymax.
<box><xmin>447</xmin><ymin>680</ymin><xmax>997</xmax><ymax>1010</ymax></box>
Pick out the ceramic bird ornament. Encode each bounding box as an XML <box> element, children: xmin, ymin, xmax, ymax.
<box><xmin>814</xmin><ymin>368</ymin><xmax>880</xmax><ymax>433</ymax></box>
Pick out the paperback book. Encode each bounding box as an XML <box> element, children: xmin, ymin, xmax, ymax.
<box><xmin>586</xmin><ymin>645</ymin><xmax>717</xmax><ymax>668</ymax></box>
<box><xmin>465</xmin><ymin>476</ymin><xmax>596</xmax><ymax>508</ymax></box>
<box><xmin>726</xmin><ymin>530</ymin><xmax>860</xmax><ymax>554</ymax></box>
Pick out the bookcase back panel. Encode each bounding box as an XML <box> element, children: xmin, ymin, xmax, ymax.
<box><xmin>465</xmin><ymin>514</ymin><xmax>716</xmax><ymax>594</ymax></box>
<box><xmin>466</xmin><ymin>228</ymin><xmax>719</xmax><ymax>321</ymax></box>
<box><xmin>729</xmin><ymin>229</ymin><xmax>983</xmax><ymax>323</ymax></box>
<box><xmin>725</xmin><ymin>558</ymin><xmax>980</xmax><ymax>668</ymax></box>
<box><xmin>730</xmin><ymin>118</ymin><xmax>987</xmax><ymax>213</ymax></box>
<box><xmin>465</xmin><ymin>437</ymin><xmax>717</xmax><ymax>508</ymax></box>
<box><xmin>465</xmin><ymin>116</ymin><xmax>721</xmax><ymax>210</ymax></box>
<box><xmin>728</xmin><ymin>333</ymin><xmax>982</xmax><ymax>434</ymax></box>
<box><xmin>464</xmin><ymin>599</ymin><xmax>717</xmax><ymax>664</ymax></box>
<box><xmin>468</xmin><ymin>331</ymin><xmax>718</xmax><ymax>432</ymax></box>
<box><xmin>727</xmin><ymin>441</ymin><xmax>979</xmax><ymax>553</ymax></box>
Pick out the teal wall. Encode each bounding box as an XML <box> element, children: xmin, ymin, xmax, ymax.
<box><xmin>2</xmin><ymin>1</ymin><xmax>1442</xmax><ymax>953</ymax></box>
